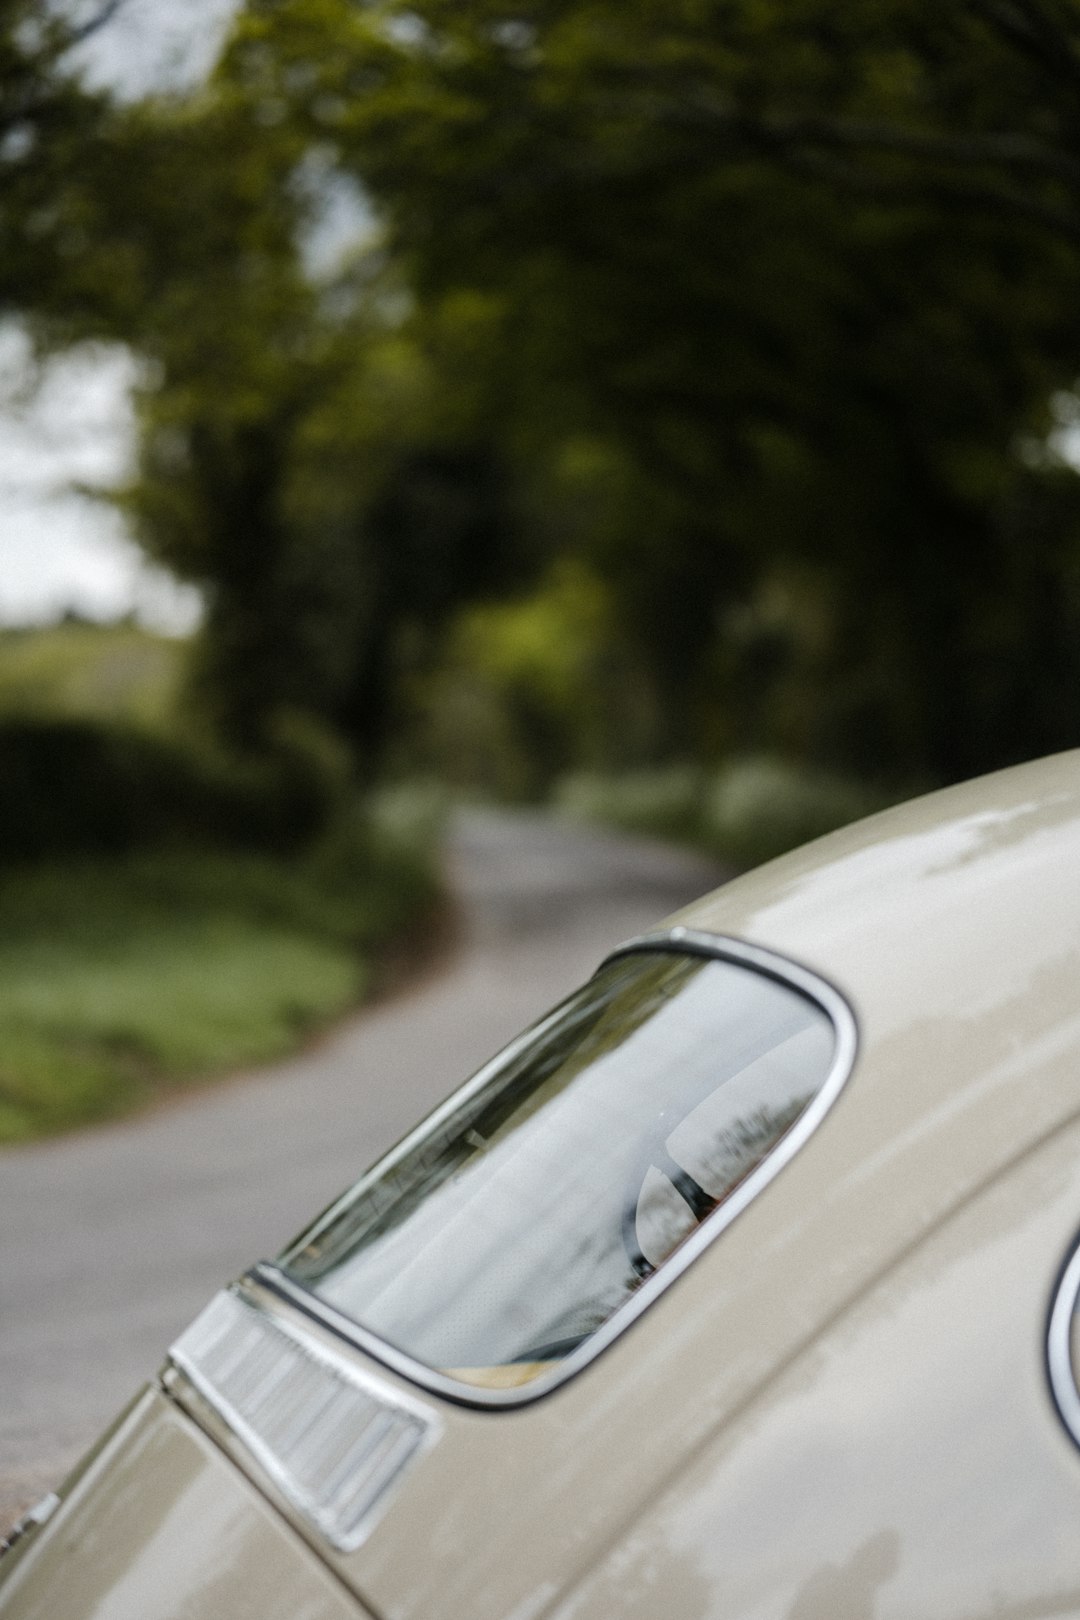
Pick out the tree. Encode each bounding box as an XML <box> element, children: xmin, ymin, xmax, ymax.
<box><xmin>12</xmin><ymin>0</ymin><xmax>1080</xmax><ymax>787</ymax></box>
<box><xmin>0</xmin><ymin>1</ymin><xmax>522</xmax><ymax>767</ymax></box>
<box><xmin>235</xmin><ymin>0</ymin><xmax>1080</xmax><ymax>781</ymax></box>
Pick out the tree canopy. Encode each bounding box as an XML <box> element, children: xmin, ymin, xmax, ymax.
<box><xmin>8</xmin><ymin>0</ymin><xmax>1080</xmax><ymax>787</ymax></box>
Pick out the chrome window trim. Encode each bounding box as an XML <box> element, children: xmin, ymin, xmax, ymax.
<box><xmin>1047</xmin><ymin>1236</ymin><xmax>1080</xmax><ymax>1448</ymax></box>
<box><xmin>255</xmin><ymin>927</ymin><xmax>859</xmax><ymax>1412</ymax></box>
<box><xmin>0</xmin><ymin>1492</ymin><xmax>60</xmax><ymax>1560</ymax></box>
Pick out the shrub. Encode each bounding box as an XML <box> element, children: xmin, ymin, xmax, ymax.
<box><xmin>368</xmin><ymin>778</ymin><xmax>452</xmax><ymax>850</ymax></box>
<box><xmin>553</xmin><ymin>767</ymin><xmax>707</xmax><ymax>843</ymax></box>
<box><xmin>704</xmin><ymin>755</ymin><xmax>885</xmax><ymax>867</ymax></box>
<box><xmin>0</xmin><ymin>805</ymin><xmax>444</xmax><ymax>1140</ymax></box>
<box><xmin>0</xmin><ymin>716</ymin><xmax>347</xmax><ymax>865</ymax></box>
<box><xmin>553</xmin><ymin>755</ymin><xmax>893</xmax><ymax>870</ymax></box>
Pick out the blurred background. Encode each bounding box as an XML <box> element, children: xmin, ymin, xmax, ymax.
<box><xmin>4</xmin><ymin>0</ymin><xmax>1080</xmax><ymax>1142</ymax></box>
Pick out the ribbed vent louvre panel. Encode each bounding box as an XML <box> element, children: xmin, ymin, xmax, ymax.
<box><xmin>170</xmin><ymin>1289</ymin><xmax>437</xmax><ymax>1550</ymax></box>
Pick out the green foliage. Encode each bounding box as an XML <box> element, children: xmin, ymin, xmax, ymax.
<box><xmin>0</xmin><ymin>923</ymin><xmax>358</xmax><ymax>1140</ymax></box>
<box><xmin>10</xmin><ymin>0</ymin><xmax>1080</xmax><ymax>792</ymax></box>
<box><xmin>554</xmin><ymin>767</ymin><xmax>707</xmax><ymax>845</ymax></box>
<box><xmin>412</xmin><ymin>561</ymin><xmax>660</xmax><ymax>796</ymax></box>
<box><xmin>0</xmin><ymin>820</ymin><xmax>441</xmax><ymax>1142</ymax></box>
<box><xmin>0</xmin><ymin>623</ymin><xmax>187</xmax><ymax>727</ymax></box>
<box><xmin>0</xmin><ymin>714</ymin><xmax>348</xmax><ymax>864</ymax></box>
<box><xmin>703</xmin><ymin>756</ymin><xmax>889</xmax><ymax>868</ymax></box>
<box><xmin>367</xmin><ymin>777</ymin><xmax>451</xmax><ymax>849</ymax></box>
<box><xmin>255</xmin><ymin>0</ymin><xmax>1080</xmax><ymax>784</ymax></box>
<box><xmin>556</xmin><ymin>756</ymin><xmax>891</xmax><ymax>868</ymax></box>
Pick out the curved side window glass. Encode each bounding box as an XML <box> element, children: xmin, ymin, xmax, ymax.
<box><xmin>281</xmin><ymin>949</ymin><xmax>839</xmax><ymax>1392</ymax></box>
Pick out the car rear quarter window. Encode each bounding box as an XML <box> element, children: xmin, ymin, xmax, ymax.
<box><xmin>278</xmin><ymin>936</ymin><xmax>853</xmax><ymax>1402</ymax></box>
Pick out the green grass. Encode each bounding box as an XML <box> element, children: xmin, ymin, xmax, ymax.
<box><xmin>0</xmin><ymin>831</ymin><xmax>440</xmax><ymax>1143</ymax></box>
<box><xmin>0</xmin><ymin>625</ymin><xmax>444</xmax><ymax>1143</ymax></box>
<box><xmin>0</xmin><ymin>622</ymin><xmax>187</xmax><ymax>729</ymax></box>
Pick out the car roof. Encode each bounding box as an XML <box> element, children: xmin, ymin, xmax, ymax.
<box><xmin>247</xmin><ymin>753</ymin><xmax>1080</xmax><ymax>1620</ymax></box>
<box><xmin>674</xmin><ymin>748</ymin><xmax>1080</xmax><ymax>1081</ymax></box>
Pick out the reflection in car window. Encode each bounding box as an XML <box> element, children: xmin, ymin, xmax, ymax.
<box><xmin>281</xmin><ymin>949</ymin><xmax>836</xmax><ymax>1390</ymax></box>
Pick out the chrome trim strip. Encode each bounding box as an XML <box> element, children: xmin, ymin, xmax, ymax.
<box><xmin>256</xmin><ymin>928</ymin><xmax>859</xmax><ymax>1412</ymax></box>
<box><xmin>0</xmin><ymin>1492</ymin><xmax>60</xmax><ymax>1560</ymax></box>
<box><xmin>1047</xmin><ymin>1238</ymin><xmax>1080</xmax><ymax>1447</ymax></box>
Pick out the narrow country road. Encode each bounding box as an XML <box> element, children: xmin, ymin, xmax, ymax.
<box><xmin>0</xmin><ymin>808</ymin><xmax>725</xmax><ymax>1529</ymax></box>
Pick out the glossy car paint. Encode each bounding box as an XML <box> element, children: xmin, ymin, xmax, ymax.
<box><xmin>0</xmin><ymin>1390</ymin><xmax>370</xmax><ymax>1620</ymax></box>
<box><xmin>544</xmin><ymin>1107</ymin><xmax>1080</xmax><ymax>1620</ymax></box>
<box><xmin>7</xmin><ymin>751</ymin><xmax>1080</xmax><ymax>1620</ymax></box>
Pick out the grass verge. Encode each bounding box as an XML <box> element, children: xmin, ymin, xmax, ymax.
<box><xmin>0</xmin><ymin>622</ymin><xmax>187</xmax><ymax>729</ymax></box>
<box><xmin>0</xmin><ymin>812</ymin><xmax>442</xmax><ymax>1144</ymax></box>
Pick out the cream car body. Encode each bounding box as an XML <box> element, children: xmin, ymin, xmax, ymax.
<box><xmin>5</xmin><ymin>753</ymin><xmax>1080</xmax><ymax>1620</ymax></box>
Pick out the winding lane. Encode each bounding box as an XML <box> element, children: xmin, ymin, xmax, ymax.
<box><xmin>0</xmin><ymin>809</ymin><xmax>725</xmax><ymax>1527</ymax></box>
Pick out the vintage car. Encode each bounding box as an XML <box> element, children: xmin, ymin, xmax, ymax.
<box><xmin>5</xmin><ymin>751</ymin><xmax>1080</xmax><ymax>1619</ymax></box>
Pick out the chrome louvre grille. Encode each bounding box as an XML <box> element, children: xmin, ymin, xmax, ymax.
<box><xmin>170</xmin><ymin>1288</ymin><xmax>437</xmax><ymax>1551</ymax></box>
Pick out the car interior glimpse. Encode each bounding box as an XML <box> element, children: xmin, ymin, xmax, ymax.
<box><xmin>280</xmin><ymin>939</ymin><xmax>845</xmax><ymax>1394</ymax></box>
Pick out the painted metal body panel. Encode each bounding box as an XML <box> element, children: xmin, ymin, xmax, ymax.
<box><xmin>545</xmin><ymin>1106</ymin><xmax>1080</xmax><ymax>1620</ymax></box>
<box><xmin>286</xmin><ymin>755</ymin><xmax>1080</xmax><ymax>1620</ymax></box>
<box><xmin>0</xmin><ymin>1389</ymin><xmax>369</xmax><ymax>1620</ymax></box>
<box><xmin>11</xmin><ymin>754</ymin><xmax>1080</xmax><ymax>1620</ymax></box>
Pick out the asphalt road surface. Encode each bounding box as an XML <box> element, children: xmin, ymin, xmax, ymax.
<box><xmin>0</xmin><ymin>808</ymin><xmax>724</xmax><ymax>1529</ymax></box>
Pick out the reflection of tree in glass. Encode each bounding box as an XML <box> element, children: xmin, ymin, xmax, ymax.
<box><xmin>635</xmin><ymin>1095</ymin><xmax>814</xmax><ymax>1274</ymax></box>
<box><xmin>287</xmin><ymin>953</ymin><xmax>701</xmax><ymax>1278</ymax></box>
<box><xmin>686</xmin><ymin>1095</ymin><xmax>812</xmax><ymax>1205</ymax></box>
<box><xmin>510</xmin><ymin>1099</ymin><xmax>817</xmax><ymax>1360</ymax></box>
<box><xmin>280</xmin><ymin>950</ymin><xmax>833</xmax><ymax>1379</ymax></box>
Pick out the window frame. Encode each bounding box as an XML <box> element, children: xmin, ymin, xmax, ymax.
<box><xmin>247</xmin><ymin>928</ymin><xmax>858</xmax><ymax>1411</ymax></box>
<box><xmin>1047</xmin><ymin>1230</ymin><xmax>1080</xmax><ymax>1449</ymax></box>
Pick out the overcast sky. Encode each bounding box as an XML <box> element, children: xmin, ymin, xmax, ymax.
<box><xmin>0</xmin><ymin>323</ymin><xmax>205</xmax><ymax>631</ymax></box>
<box><xmin>0</xmin><ymin>0</ymin><xmax>240</xmax><ymax>632</ymax></box>
<box><xmin>0</xmin><ymin>0</ymin><xmax>381</xmax><ymax>632</ymax></box>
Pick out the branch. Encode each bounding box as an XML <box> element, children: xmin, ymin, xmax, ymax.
<box><xmin>577</xmin><ymin>66</ymin><xmax>1080</xmax><ymax>193</ymax></box>
<box><xmin>780</xmin><ymin>147</ymin><xmax>1080</xmax><ymax>246</ymax></box>
<box><xmin>0</xmin><ymin>0</ymin><xmax>125</xmax><ymax>140</ymax></box>
<box><xmin>970</xmin><ymin>0</ymin><xmax>1080</xmax><ymax>93</ymax></box>
<box><xmin>750</xmin><ymin>112</ymin><xmax>1080</xmax><ymax>191</ymax></box>
<box><xmin>63</xmin><ymin>0</ymin><xmax>127</xmax><ymax>48</ymax></box>
<box><xmin>615</xmin><ymin>86</ymin><xmax>1080</xmax><ymax>192</ymax></box>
